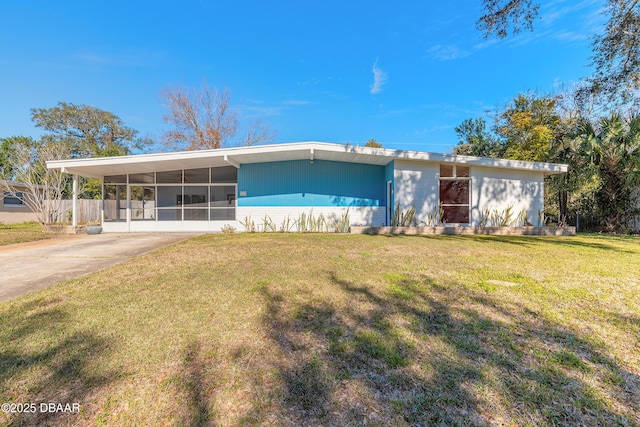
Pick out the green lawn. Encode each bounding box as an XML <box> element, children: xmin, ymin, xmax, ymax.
<box><xmin>0</xmin><ymin>222</ymin><xmax>60</xmax><ymax>246</ymax></box>
<box><xmin>1</xmin><ymin>233</ymin><xmax>638</xmax><ymax>426</ymax></box>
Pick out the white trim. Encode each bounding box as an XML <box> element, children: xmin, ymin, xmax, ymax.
<box><xmin>126</xmin><ymin>176</ymin><xmax>131</xmax><ymax>231</ymax></box>
<box><xmin>224</xmin><ymin>155</ymin><xmax>240</xmax><ymax>168</ymax></box>
<box><xmin>47</xmin><ymin>142</ymin><xmax>569</xmax><ymax>178</ymax></box>
<box><xmin>72</xmin><ymin>175</ymin><xmax>78</xmax><ymax>228</ymax></box>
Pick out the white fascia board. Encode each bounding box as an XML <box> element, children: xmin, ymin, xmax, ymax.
<box><xmin>224</xmin><ymin>155</ymin><xmax>240</xmax><ymax>168</ymax></box>
<box><xmin>46</xmin><ymin>142</ymin><xmax>322</xmax><ymax>170</ymax></box>
<box><xmin>46</xmin><ymin>141</ymin><xmax>568</xmax><ymax>178</ymax></box>
<box><xmin>45</xmin><ymin>142</ymin><xmax>350</xmax><ymax>177</ymax></box>
<box><xmin>364</xmin><ymin>147</ymin><xmax>567</xmax><ymax>174</ymax></box>
<box><xmin>337</xmin><ymin>144</ymin><xmax>567</xmax><ymax>174</ymax></box>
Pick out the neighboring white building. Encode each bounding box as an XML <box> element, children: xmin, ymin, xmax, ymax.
<box><xmin>47</xmin><ymin>142</ymin><xmax>568</xmax><ymax>232</ymax></box>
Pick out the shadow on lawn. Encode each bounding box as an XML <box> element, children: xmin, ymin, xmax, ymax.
<box><xmin>381</xmin><ymin>233</ymin><xmax>639</xmax><ymax>253</ymax></box>
<box><xmin>254</xmin><ymin>271</ymin><xmax>638</xmax><ymax>426</ymax></box>
<box><xmin>0</xmin><ymin>297</ymin><xmax>116</xmax><ymax>426</ymax></box>
<box><xmin>178</xmin><ymin>340</ymin><xmax>215</xmax><ymax>427</ymax></box>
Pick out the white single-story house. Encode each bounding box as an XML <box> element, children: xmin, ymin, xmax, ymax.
<box><xmin>0</xmin><ymin>181</ymin><xmax>39</xmax><ymax>224</ymax></box>
<box><xmin>46</xmin><ymin>142</ymin><xmax>568</xmax><ymax>232</ymax></box>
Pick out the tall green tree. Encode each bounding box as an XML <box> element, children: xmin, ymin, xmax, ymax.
<box><xmin>580</xmin><ymin>0</ymin><xmax>640</xmax><ymax>104</ymax></box>
<box><xmin>498</xmin><ymin>94</ymin><xmax>561</xmax><ymax>162</ymax></box>
<box><xmin>544</xmin><ymin>113</ymin><xmax>591</xmax><ymax>223</ymax></box>
<box><xmin>364</xmin><ymin>138</ymin><xmax>383</xmax><ymax>148</ymax></box>
<box><xmin>31</xmin><ymin>102</ymin><xmax>147</xmax><ymax>158</ymax></box>
<box><xmin>0</xmin><ymin>136</ymin><xmax>23</xmax><ymax>180</ymax></box>
<box><xmin>477</xmin><ymin>0</ymin><xmax>640</xmax><ymax>103</ymax></box>
<box><xmin>30</xmin><ymin>102</ymin><xmax>149</xmax><ymax>199</ymax></box>
<box><xmin>453</xmin><ymin>117</ymin><xmax>503</xmax><ymax>157</ymax></box>
<box><xmin>575</xmin><ymin>112</ymin><xmax>640</xmax><ymax>232</ymax></box>
<box><xmin>453</xmin><ymin>93</ymin><xmax>560</xmax><ymax>162</ymax></box>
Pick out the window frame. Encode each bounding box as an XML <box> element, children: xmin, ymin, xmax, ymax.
<box><xmin>3</xmin><ymin>191</ymin><xmax>26</xmax><ymax>207</ymax></box>
<box><xmin>439</xmin><ymin>165</ymin><xmax>471</xmax><ymax>224</ymax></box>
<box><xmin>102</xmin><ymin>167</ymin><xmax>238</xmax><ymax>222</ymax></box>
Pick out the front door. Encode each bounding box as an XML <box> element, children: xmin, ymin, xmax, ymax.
<box><xmin>386</xmin><ymin>180</ymin><xmax>392</xmax><ymax>226</ymax></box>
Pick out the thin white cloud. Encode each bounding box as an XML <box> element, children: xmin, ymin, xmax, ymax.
<box><xmin>282</xmin><ymin>100</ymin><xmax>311</xmax><ymax>106</ymax></box>
<box><xmin>371</xmin><ymin>108</ymin><xmax>413</xmax><ymax>119</ymax></box>
<box><xmin>541</xmin><ymin>0</ymin><xmax>601</xmax><ymax>28</ymax></box>
<box><xmin>74</xmin><ymin>49</ymin><xmax>166</xmax><ymax>68</ymax></box>
<box><xmin>499</xmin><ymin>0</ymin><xmax>604</xmax><ymax>47</ymax></box>
<box><xmin>239</xmin><ymin>99</ymin><xmax>311</xmax><ymax>118</ymax></box>
<box><xmin>241</xmin><ymin>105</ymin><xmax>286</xmax><ymax>117</ymax></box>
<box><xmin>428</xmin><ymin>44</ymin><xmax>470</xmax><ymax>61</ymax></box>
<box><xmin>370</xmin><ymin>58</ymin><xmax>388</xmax><ymax>94</ymax></box>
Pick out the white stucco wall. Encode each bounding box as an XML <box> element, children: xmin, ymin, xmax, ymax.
<box><xmin>102</xmin><ymin>220</ymin><xmax>239</xmax><ymax>233</ymax></box>
<box><xmin>471</xmin><ymin>166</ymin><xmax>544</xmax><ymax>226</ymax></box>
<box><xmin>102</xmin><ymin>206</ymin><xmax>385</xmax><ymax>232</ymax></box>
<box><xmin>393</xmin><ymin>160</ymin><xmax>545</xmax><ymax>226</ymax></box>
<box><xmin>393</xmin><ymin>159</ymin><xmax>440</xmax><ymax>224</ymax></box>
<box><xmin>236</xmin><ymin>206</ymin><xmax>385</xmax><ymax>229</ymax></box>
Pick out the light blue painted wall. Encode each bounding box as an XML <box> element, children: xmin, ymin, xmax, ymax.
<box><xmin>238</xmin><ymin>160</ymin><xmax>385</xmax><ymax>207</ymax></box>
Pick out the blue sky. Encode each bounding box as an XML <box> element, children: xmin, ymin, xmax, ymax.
<box><xmin>0</xmin><ymin>0</ymin><xmax>603</xmax><ymax>153</ymax></box>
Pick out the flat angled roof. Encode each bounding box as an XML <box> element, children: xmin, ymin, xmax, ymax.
<box><xmin>47</xmin><ymin>141</ymin><xmax>568</xmax><ymax>178</ymax></box>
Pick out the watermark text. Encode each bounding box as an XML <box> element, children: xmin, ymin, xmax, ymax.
<box><xmin>1</xmin><ymin>402</ymin><xmax>80</xmax><ymax>414</ymax></box>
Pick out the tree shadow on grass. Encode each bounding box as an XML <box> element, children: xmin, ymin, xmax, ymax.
<box><xmin>0</xmin><ymin>296</ymin><xmax>117</xmax><ymax>426</ymax></box>
<box><xmin>379</xmin><ymin>233</ymin><xmax>639</xmax><ymax>253</ymax></box>
<box><xmin>177</xmin><ymin>340</ymin><xmax>216</xmax><ymax>427</ymax></box>
<box><xmin>501</xmin><ymin>234</ymin><xmax>639</xmax><ymax>253</ymax></box>
<box><xmin>254</xmin><ymin>271</ymin><xmax>638</xmax><ymax>426</ymax></box>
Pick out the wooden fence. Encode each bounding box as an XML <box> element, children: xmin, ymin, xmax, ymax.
<box><xmin>53</xmin><ymin>199</ymin><xmax>102</xmax><ymax>224</ymax></box>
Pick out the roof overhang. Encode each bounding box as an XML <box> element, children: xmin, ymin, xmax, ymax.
<box><xmin>1</xmin><ymin>180</ymin><xmax>31</xmax><ymax>190</ymax></box>
<box><xmin>46</xmin><ymin>141</ymin><xmax>568</xmax><ymax>179</ymax></box>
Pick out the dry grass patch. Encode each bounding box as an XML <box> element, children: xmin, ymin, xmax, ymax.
<box><xmin>0</xmin><ymin>233</ymin><xmax>638</xmax><ymax>426</ymax></box>
<box><xmin>0</xmin><ymin>222</ymin><xmax>61</xmax><ymax>246</ymax></box>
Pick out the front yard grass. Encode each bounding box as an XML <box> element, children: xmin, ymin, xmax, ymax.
<box><xmin>0</xmin><ymin>233</ymin><xmax>638</xmax><ymax>426</ymax></box>
<box><xmin>0</xmin><ymin>222</ymin><xmax>60</xmax><ymax>246</ymax></box>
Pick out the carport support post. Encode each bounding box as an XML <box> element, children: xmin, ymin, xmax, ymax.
<box><xmin>72</xmin><ymin>174</ymin><xmax>78</xmax><ymax>229</ymax></box>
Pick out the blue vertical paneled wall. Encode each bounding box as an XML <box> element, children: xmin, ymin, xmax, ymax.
<box><xmin>385</xmin><ymin>160</ymin><xmax>394</xmax><ymax>207</ymax></box>
<box><xmin>238</xmin><ymin>160</ymin><xmax>386</xmax><ymax>207</ymax></box>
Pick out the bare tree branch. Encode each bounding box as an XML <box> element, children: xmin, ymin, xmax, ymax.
<box><xmin>242</xmin><ymin>118</ymin><xmax>277</xmax><ymax>146</ymax></box>
<box><xmin>581</xmin><ymin>0</ymin><xmax>640</xmax><ymax>103</ymax></box>
<box><xmin>0</xmin><ymin>142</ymin><xmax>68</xmax><ymax>225</ymax></box>
<box><xmin>477</xmin><ymin>0</ymin><xmax>540</xmax><ymax>39</ymax></box>
<box><xmin>160</xmin><ymin>82</ymin><xmax>238</xmax><ymax>150</ymax></box>
<box><xmin>477</xmin><ymin>0</ymin><xmax>640</xmax><ymax>103</ymax></box>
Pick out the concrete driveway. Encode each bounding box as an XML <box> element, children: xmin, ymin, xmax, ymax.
<box><xmin>0</xmin><ymin>233</ymin><xmax>195</xmax><ymax>302</ymax></box>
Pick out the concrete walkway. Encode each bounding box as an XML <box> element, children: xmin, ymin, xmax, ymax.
<box><xmin>0</xmin><ymin>233</ymin><xmax>194</xmax><ymax>303</ymax></box>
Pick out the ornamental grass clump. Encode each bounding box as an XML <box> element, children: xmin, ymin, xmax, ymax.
<box><xmin>390</xmin><ymin>204</ymin><xmax>417</xmax><ymax>227</ymax></box>
<box><xmin>483</xmin><ymin>205</ymin><xmax>531</xmax><ymax>227</ymax></box>
<box><xmin>423</xmin><ymin>203</ymin><xmax>444</xmax><ymax>226</ymax></box>
<box><xmin>242</xmin><ymin>210</ymin><xmax>350</xmax><ymax>233</ymax></box>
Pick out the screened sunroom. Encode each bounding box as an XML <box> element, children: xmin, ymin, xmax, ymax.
<box><xmin>103</xmin><ymin>166</ymin><xmax>237</xmax><ymax>227</ymax></box>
